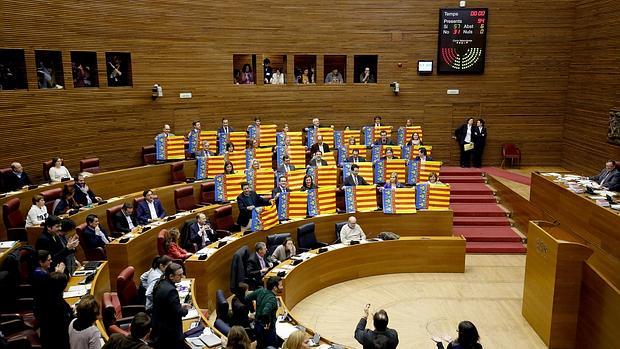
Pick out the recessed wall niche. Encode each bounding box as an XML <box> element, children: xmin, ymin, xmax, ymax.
<box><xmin>0</xmin><ymin>49</ymin><xmax>28</xmax><ymax>90</ymax></box>
<box><xmin>105</xmin><ymin>52</ymin><xmax>132</xmax><ymax>87</ymax></box>
<box><xmin>70</xmin><ymin>51</ymin><xmax>99</xmax><ymax>88</ymax></box>
<box><xmin>35</xmin><ymin>50</ymin><xmax>65</xmax><ymax>89</ymax></box>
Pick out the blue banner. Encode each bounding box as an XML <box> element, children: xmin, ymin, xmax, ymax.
<box><xmin>218</xmin><ymin>133</ymin><xmax>228</xmax><ymax>155</ymax></box>
<box><xmin>342</xmin><ymin>163</ymin><xmax>352</xmax><ymax>182</ymax></box>
<box><xmin>196</xmin><ymin>157</ymin><xmax>208</xmax><ymax>180</ymax></box>
<box><xmin>402</xmin><ymin>145</ymin><xmax>412</xmax><ymax>160</ymax></box>
<box><xmin>374</xmin><ymin>158</ymin><xmax>385</xmax><ymax>184</ymax></box>
<box><xmin>306</xmin><ymin>127</ymin><xmax>317</xmax><ymax>148</ymax></box>
<box><xmin>371</xmin><ymin>145</ymin><xmax>382</xmax><ymax>163</ymax></box>
<box><xmin>397</xmin><ymin>127</ymin><xmax>405</xmax><ymax>146</ymax></box>
<box><xmin>188</xmin><ymin>129</ymin><xmax>200</xmax><ymax>154</ymax></box>
<box><xmin>334</xmin><ymin>131</ymin><xmax>344</xmax><ymax>150</ymax></box>
<box><xmin>415</xmin><ymin>183</ymin><xmax>429</xmax><ymax>209</ymax></box>
<box><xmin>245</xmin><ymin>168</ymin><xmax>256</xmax><ymax>190</ymax></box>
<box><xmin>337</xmin><ymin>147</ymin><xmax>347</xmax><ymax>166</ymax></box>
<box><xmin>247</xmin><ymin>125</ymin><xmax>258</xmax><ymax>140</ymax></box>
<box><xmin>344</xmin><ymin>186</ymin><xmax>356</xmax><ymax>213</ymax></box>
<box><xmin>276</xmin><ymin>146</ymin><xmax>286</xmax><ymax>168</ymax></box>
<box><xmin>362</xmin><ymin>126</ymin><xmax>373</xmax><ymax>146</ymax></box>
<box><xmin>155</xmin><ymin>135</ymin><xmax>166</xmax><ymax>161</ymax></box>
<box><xmin>245</xmin><ymin>149</ymin><xmax>254</xmax><ymax>169</ymax></box>
<box><xmin>276</xmin><ymin>132</ymin><xmax>286</xmax><ymax>147</ymax></box>
<box><xmin>214</xmin><ymin>175</ymin><xmax>226</xmax><ymax>202</ymax></box>
<box><xmin>382</xmin><ymin>188</ymin><xmax>394</xmax><ymax>214</ymax></box>
<box><xmin>406</xmin><ymin>160</ymin><xmax>419</xmax><ymax>185</ymax></box>
<box><xmin>306</xmin><ymin>189</ymin><xmax>318</xmax><ymax>217</ymax></box>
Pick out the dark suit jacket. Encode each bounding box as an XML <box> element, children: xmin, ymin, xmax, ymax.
<box><xmin>454</xmin><ymin>124</ymin><xmax>473</xmax><ymax>145</ymax></box>
<box><xmin>73</xmin><ymin>184</ymin><xmax>98</xmax><ymax>206</ymax></box>
<box><xmin>246</xmin><ymin>252</ymin><xmax>269</xmax><ymax>286</ymax></box>
<box><xmin>276</xmin><ymin>163</ymin><xmax>296</xmax><ymax>174</ymax></box>
<box><xmin>4</xmin><ymin>171</ymin><xmax>32</xmax><ymax>191</ymax></box>
<box><xmin>217</xmin><ymin>126</ymin><xmax>235</xmax><ymax>135</ymax></box>
<box><xmin>308</xmin><ymin>158</ymin><xmax>328</xmax><ymax>167</ymax></box>
<box><xmin>343</xmin><ymin>174</ymin><xmax>369</xmax><ymax>186</ymax></box>
<box><xmin>135</xmin><ymin>199</ymin><xmax>166</xmax><ymax>225</ymax></box>
<box><xmin>82</xmin><ymin>225</ymin><xmax>109</xmax><ymax>250</ymax></box>
<box><xmin>151</xmin><ymin>279</ymin><xmax>188</xmax><ymax>348</ymax></box>
<box><xmin>35</xmin><ymin>231</ymin><xmax>75</xmax><ymax>268</ymax></box>
<box><xmin>188</xmin><ymin>222</ymin><xmax>216</xmax><ymax>249</ymax></box>
<box><xmin>373</xmin><ymin>139</ymin><xmax>395</xmax><ymax>146</ymax></box>
<box><xmin>414</xmin><ymin>156</ymin><xmax>433</xmax><ymax>162</ymax></box>
<box><xmin>354</xmin><ymin>317</ymin><xmax>399</xmax><ymax>349</ymax></box>
<box><xmin>271</xmin><ymin>186</ymin><xmax>289</xmax><ymax>199</ymax></box>
<box><xmin>346</xmin><ymin>156</ymin><xmax>367</xmax><ymax>163</ymax></box>
<box><xmin>112</xmin><ymin>210</ymin><xmax>137</xmax><ymax>234</ymax></box>
<box><xmin>53</xmin><ymin>198</ymin><xmax>79</xmax><ymax>216</ymax></box>
<box><xmin>310</xmin><ymin>142</ymin><xmax>330</xmax><ymax>155</ymax></box>
<box><xmin>473</xmin><ymin>126</ymin><xmax>487</xmax><ymax>146</ymax></box>
<box><xmin>102</xmin><ymin>333</ymin><xmax>151</xmax><ymax>349</ymax></box>
<box><xmin>590</xmin><ymin>169</ymin><xmax>620</xmax><ymax>190</ymax></box>
<box><xmin>236</xmin><ymin>192</ymin><xmax>271</xmax><ymax>227</ymax></box>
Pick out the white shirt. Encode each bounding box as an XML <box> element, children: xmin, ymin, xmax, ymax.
<box><xmin>464</xmin><ymin>125</ymin><xmax>472</xmax><ymax>143</ymax></box>
<box><xmin>142</xmin><ymin>268</ymin><xmax>164</xmax><ymax>310</ymax></box>
<box><xmin>26</xmin><ymin>205</ymin><xmax>48</xmax><ymax>227</ymax></box>
<box><xmin>339</xmin><ymin>224</ymin><xmax>366</xmax><ymax>244</ymax></box>
<box><xmin>124</xmin><ymin>212</ymin><xmax>135</xmax><ymax>230</ymax></box>
<box><xmin>48</xmin><ymin>166</ymin><xmax>71</xmax><ymax>183</ymax></box>
<box><xmin>270</xmin><ymin>73</ymin><xmax>285</xmax><ymax>85</ymax></box>
<box><xmin>95</xmin><ymin>226</ymin><xmax>110</xmax><ymax>244</ymax></box>
<box><xmin>147</xmin><ymin>200</ymin><xmax>158</xmax><ymax>220</ymax></box>
<box><xmin>197</xmin><ymin>223</ymin><xmax>212</xmax><ymax>246</ymax></box>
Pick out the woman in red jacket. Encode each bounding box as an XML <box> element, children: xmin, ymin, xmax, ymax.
<box><xmin>164</xmin><ymin>228</ymin><xmax>192</xmax><ymax>260</ymax></box>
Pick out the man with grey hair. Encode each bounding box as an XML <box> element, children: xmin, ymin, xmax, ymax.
<box><xmin>246</xmin><ymin>241</ymin><xmax>273</xmax><ymax>288</ymax></box>
<box><xmin>5</xmin><ymin>162</ymin><xmax>33</xmax><ymax>191</ymax></box>
<box><xmin>340</xmin><ymin>216</ymin><xmax>366</xmax><ymax>244</ymax></box>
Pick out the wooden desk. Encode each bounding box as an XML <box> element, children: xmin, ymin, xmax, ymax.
<box><xmin>0</xmin><ymin>241</ymin><xmax>22</xmax><ymax>265</ymax></box>
<box><xmin>529</xmin><ymin>172</ymin><xmax>620</xmax><ymax>262</ymax></box>
<box><xmin>0</xmin><ymin>160</ymin><xmax>197</xmax><ymax>239</ymax></box>
<box><xmin>185</xmin><ymin>210</ymin><xmax>453</xmax><ymax>310</ymax></box>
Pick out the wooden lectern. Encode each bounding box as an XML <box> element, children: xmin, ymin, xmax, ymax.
<box><xmin>522</xmin><ymin>221</ymin><xmax>592</xmax><ymax>349</ymax></box>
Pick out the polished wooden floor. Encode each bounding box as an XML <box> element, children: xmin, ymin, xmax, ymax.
<box><xmin>291</xmin><ymin>254</ymin><xmax>547</xmax><ymax>349</ymax></box>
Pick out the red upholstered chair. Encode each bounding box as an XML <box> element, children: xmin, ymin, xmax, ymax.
<box><xmin>116</xmin><ymin>267</ymin><xmax>145</xmax><ymax>313</ymax></box>
<box><xmin>170</xmin><ymin>162</ymin><xmax>186</xmax><ymax>184</ymax></box>
<box><xmin>174</xmin><ymin>186</ymin><xmax>200</xmax><ymax>212</ymax></box>
<box><xmin>79</xmin><ymin>157</ymin><xmax>100</xmax><ymax>174</ymax></box>
<box><xmin>102</xmin><ymin>292</ymin><xmax>131</xmax><ymax>336</ymax></box>
<box><xmin>106</xmin><ymin>204</ymin><xmax>124</xmax><ymax>238</ymax></box>
<box><xmin>0</xmin><ymin>167</ymin><xmax>12</xmax><ymax>193</ymax></box>
<box><xmin>141</xmin><ymin>146</ymin><xmax>156</xmax><ymax>165</ymax></box>
<box><xmin>40</xmin><ymin>188</ymin><xmax>62</xmax><ymax>214</ymax></box>
<box><xmin>212</xmin><ymin>205</ymin><xmax>238</xmax><ymax>236</ymax></box>
<box><xmin>501</xmin><ymin>144</ymin><xmax>522</xmax><ymax>168</ymax></box>
<box><xmin>335</xmin><ymin>188</ymin><xmax>345</xmax><ymax>213</ymax></box>
<box><xmin>200</xmin><ymin>182</ymin><xmax>215</xmax><ymax>205</ymax></box>
<box><xmin>75</xmin><ymin>223</ymin><xmax>107</xmax><ymax>261</ymax></box>
<box><xmin>2</xmin><ymin>198</ymin><xmax>27</xmax><ymax>241</ymax></box>
<box><xmin>42</xmin><ymin>160</ymin><xmax>53</xmax><ymax>182</ymax></box>
<box><xmin>0</xmin><ymin>317</ymin><xmax>41</xmax><ymax>348</ymax></box>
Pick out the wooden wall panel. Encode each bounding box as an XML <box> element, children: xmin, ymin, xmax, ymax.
<box><xmin>563</xmin><ymin>0</ymin><xmax>620</xmax><ymax>173</ymax></box>
<box><xmin>0</xmin><ymin>0</ymin><xmax>574</xmax><ymax>181</ymax></box>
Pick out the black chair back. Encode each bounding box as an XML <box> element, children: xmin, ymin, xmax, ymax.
<box><xmin>335</xmin><ymin>222</ymin><xmax>347</xmax><ymax>244</ymax></box>
<box><xmin>296</xmin><ymin>222</ymin><xmax>316</xmax><ymax>250</ymax></box>
<box><xmin>230</xmin><ymin>246</ymin><xmax>249</xmax><ymax>293</ymax></box>
<box><xmin>266</xmin><ymin>233</ymin><xmax>291</xmax><ymax>256</ymax></box>
<box><xmin>215</xmin><ymin>289</ymin><xmax>230</xmax><ymax>323</ymax></box>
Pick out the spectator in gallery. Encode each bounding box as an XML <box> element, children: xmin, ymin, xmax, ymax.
<box><xmin>359</xmin><ymin>66</ymin><xmax>376</xmax><ymax>84</ymax></box>
<box><xmin>433</xmin><ymin>320</ymin><xmax>482</xmax><ymax>349</ymax></box>
<box><xmin>48</xmin><ymin>157</ymin><xmax>72</xmax><ymax>183</ymax></box>
<box><xmin>164</xmin><ymin>228</ymin><xmax>192</xmax><ymax>260</ymax></box>
<box><xmin>325</xmin><ymin>68</ymin><xmax>344</xmax><ymax>84</ymax></box>
<box><xmin>270</xmin><ymin>67</ymin><xmax>285</xmax><ymax>84</ymax></box>
<box><xmin>4</xmin><ymin>162</ymin><xmax>33</xmax><ymax>191</ymax></box>
<box><xmin>383</xmin><ymin>172</ymin><xmax>405</xmax><ymax>190</ymax></box>
<box><xmin>26</xmin><ymin>195</ymin><xmax>48</xmax><ymax>227</ymax></box>
<box><xmin>310</xmin><ymin>67</ymin><xmax>316</xmax><ymax>83</ymax></box>
<box><xmin>300</xmin><ymin>174</ymin><xmax>317</xmax><ymax>191</ymax></box>
<box><xmin>72</xmin><ymin>62</ymin><xmax>93</xmax><ymax>87</ymax></box>
<box><xmin>37</xmin><ymin>61</ymin><xmax>58</xmax><ymax>89</ymax></box>
<box><xmin>233</xmin><ymin>69</ymin><xmax>241</xmax><ymax>84</ymax></box>
<box><xmin>0</xmin><ymin>62</ymin><xmax>18</xmax><ymax>90</ymax></box>
<box><xmin>241</xmin><ymin>64</ymin><xmax>254</xmax><ymax>84</ymax></box>
<box><xmin>298</xmin><ymin>67</ymin><xmax>315</xmax><ymax>84</ymax></box>
<box><xmin>224</xmin><ymin>161</ymin><xmax>236</xmax><ymax>174</ymax></box>
<box><xmin>107</xmin><ymin>55</ymin><xmax>124</xmax><ymax>86</ymax></box>
<box><xmin>373</xmin><ymin>115</ymin><xmax>384</xmax><ymax>127</ymax></box>
<box><xmin>263</xmin><ymin>58</ymin><xmax>273</xmax><ymax>84</ymax></box>
<box><xmin>407</xmin><ymin>132</ymin><xmax>423</xmax><ymax>146</ymax></box>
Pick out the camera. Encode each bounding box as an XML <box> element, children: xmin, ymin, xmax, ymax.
<box><xmin>390</xmin><ymin>82</ymin><xmax>400</xmax><ymax>95</ymax></box>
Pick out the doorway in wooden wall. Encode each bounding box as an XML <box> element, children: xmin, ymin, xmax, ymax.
<box><xmin>451</xmin><ymin>103</ymin><xmax>482</xmax><ymax>165</ymax></box>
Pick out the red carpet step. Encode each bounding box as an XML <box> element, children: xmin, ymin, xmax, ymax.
<box><xmin>441</xmin><ymin>167</ymin><xmax>483</xmax><ymax>177</ymax></box>
<box><xmin>450</xmin><ymin>203</ymin><xmax>508</xmax><ymax>217</ymax></box>
<box><xmin>450</xmin><ymin>195</ymin><xmax>497</xmax><ymax>203</ymax></box>
<box><xmin>441</xmin><ymin>176</ymin><xmax>486</xmax><ymax>184</ymax></box>
<box><xmin>453</xmin><ymin>216</ymin><xmax>511</xmax><ymax>226</ymax></box>
<box><xmin>466</xmin><ymin>241</ymin><xmax>527</xmax><ymax>254</ymax></box>
<box><xmin>453</xmin><ymin>226</ymin><xmax>522</xmax><ymax>242</ymax></box>
<box><xmin>450</xmin><ymin>183</ymin><xmax>495</xmax><ymax>196</ymax></box>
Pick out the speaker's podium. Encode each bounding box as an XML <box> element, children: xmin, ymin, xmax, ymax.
<box><xmin>522</xmin><ymin>221</ymin><xmax>592</xmax><ymax>349</ymax></box>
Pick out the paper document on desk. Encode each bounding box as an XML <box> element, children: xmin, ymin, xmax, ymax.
<box><xmin>271</xmin><ymin>267</ymin><xmax>289</xmax><ymax>274</ymax></box>
<box><xmin>611</xmin><ymin>204</ymin><xmax>620</xmax><ymax>210</ymax></box>
<box><xmin>541</xmin><ymin>172</ymin><xmax>562</xmax><ymax>177</ymax></box>
<box><xmin>0</xmin><ymin>241</ymin><xmax>17</xmax><ymax>249</ymax></box>
<box><xmin>63</xmin><ymin>287</ymin><xmax>88</xmax><ymax>299</ymax></box>
<box><xmin>297</xmin><ymin>252</ymin><xmax>316</xmax><ymax>260</ymax></box>
<box><xmin>182</xmin><ymin>308</ymin><xmax>199</xmax><ymax>320</ymax></box>
<box><xmin>588</xmin><ymin>195</ymin><xmax>607</xmax><ymax>200</ymax></box>
<box><xmin>276</xmin><ymin>321</ymin><xmax>299</xmax><ymax>339</ymax></box>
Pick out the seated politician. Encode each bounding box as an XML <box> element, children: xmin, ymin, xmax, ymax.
<box><xmin>340</xmin><ymin>216</ymin><xmax>366</xmax><ymax>244</ymax></box>
<box><xmin>82</xmin><ymin>214</ymin><xmax>110</xmax><ymax>250</ymax></box>
<box><xmin>53</xmin><ymin>186</ymin><xmax>80</xmax><ymax>216</ymax></box>
<box><xmin>188</xmin><ymin>213</ymin><xmax>217</xmax><ymax>250</ymax></box>
<box><xmin>136</xmin><ymin>189</ymin><xmax>167</xmax><ymax>225</ymax></box>
<box><xmin>246</xmin><ymin>242</ymin><xmax>274</xmax><ymax>288</ymax></box>
<box><xmin>343</xmin><ymin>164</ymin><xmax>370</xmax><ymax>187</ymax></box>
<box><xmin>236</xmin><ymin>182</ymin><xmax>271</xmax><ymax>231</ymax></box>
<box><xmin>374</xmin><ymin>130</ymin><xmax>394</xmax><ymax>146</ymax></box>
<box><xmin>346</xmin><ymin>148</ymin><xmax>366</xmax><ymax>163</ymax></box>
<box><xmin>112</xmin><ymin>202</ymin><xmax>137</xmax><ymax>234</ymax></box>
<box><xmin>588</xmin><ymin>160</ymin><xmax>619</xmax><ymax>191</ymax></box>
<box><xmin>415</xmin><ymin>147</ymin><xmax>433</xmax><ymax>162</ymax></box>
<box><xmin>73</xmin><ymin>173</ymin><xmax>102</xmax><ymax>207</ymax></box>
<box><xmin>310</xmin><ymin>135</ymin><xmax>330</xmax><ymax>154</ymax></box>
<box><xmin>308</xmin><ymin>151</ymin><xmax>328</xmax><ymax>167</ymax></box>
<box><xmin>276</xmin><ymin>155</ymin><xmax>296</xmax><ymax>174</ymax></box>
<box><xmin>272</xmin><ymin>176</ymin><xmax>290</xmax><ymax>201</ymax></box>
<box><xmin>4</xmin><ymin>162</ymin><xmax>33</xmax><ymax>191</ymax></box>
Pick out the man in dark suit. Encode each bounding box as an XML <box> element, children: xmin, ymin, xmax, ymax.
<box><xmin>472</xmin><ymin>118</ymin><xmax>487</xmax><ymax>168</ymax></box>
<box><xmin>276</xmin><ymin>155</ymin><xmax>296</xmax><ymax>174</ymax></box>
<box><xmin>188</xmin><ymin>212</ymin><xmax>216</xmax><ymax>250</ymax></box>
<box><xmin>112</xmin><ymin>202</ymin><xmax>137</xmax><ymax>235</ymax></box>
<box><xmin>136</xmin><ymin>189</ymin><xmax>167</xmax><ymax>225</ymax></box>
<box><xmin>236</xmin><ymin>182</ymin><xmax>271</xmax><ymax>231</ymax></box>
<box><xmin>372</xmin><ymin>115</ymin><xmax>384</xmax><ymax>127</ymax></box>
<box><xmin>73</xmin><ymin>174</ymin><xmax>101</xmax><ymax>207</ymax></box>
<box><xmin>103</xmin><ymin>312</ymin><xmax>152</xmax><ymax>349</ymax></box>
<box><xmin>151</xmin><ymin>263</ymin><xmax>190</xmax><ymax>349</ymax></box>
<box><xmin>4</xmin><ymin>162</ymin><xmax>33</xmax><ymax>191</ymax></box>
<box><xmin>454</xmin><ymin>117</ymin><xmax>475</xmax><ymax>168</ymax></box>
<box><xmin>310</xmin><ymin>135</ymin><xmax>330</xmax><ymax>155</ymax></box>
<box><xmin>246</xmin><ymin>242</ymin><xmax>273</xmax><ymax>288</ymax></box>
<box><xmin>343</xmin><ymin>164</ymin><xmax>370</xmax><ymax>187</ymax></box>
<box><xmin>303</xmin><ymin>117</ymin><xmax>331</xmax><ymax>133</ymax></box>
<box><xmin>35</xmin><ymin>216</ymin><xmax>79</xmax><ymax>269</ymax></box>
<box><xmin>308</xmin><ymin>151</ymin><xmax>328</xmax><ymax>167</ymax></box>
<box><xmin>271</xmin><ymin>176</ymin><xmax>289</xmax><ymax>200</ymax></box>
<box><xmin>217</xmin><ymin>117</ymin><xmax>234</xmax><ymax>136</ymax></box>
<box><xmin>373</xmin><ymin>130</ymin><xmax>394</xmax><ymax>146</ymax></box>
<box><xmin>354</xmin><ymin>305</ymin><xmax>399</xmax><ymax>349</ymax></box>
<box><xmin>414</xmin><ymin>147</ymin><xmax>433</xmax><ymax>162</ymax></box>
<box><xmin>589</xmin><ymin>160</ymin><xmax>620</xmax><ymax>191</ymax></box>
<box><xmin>82</xmin><ymin>214</ymin><xmax>110</xmax><ymax>250</ymax></box>
<box><xmin>346</xmin><ymin>149</ymin><xmax>367</xmax><ymax>163</ymax></box>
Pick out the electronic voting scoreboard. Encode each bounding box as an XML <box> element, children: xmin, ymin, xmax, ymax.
<box><xmin>437</xmin><ymin>8</ymin><xmax>488</xmax><ymax>74</ymax></box>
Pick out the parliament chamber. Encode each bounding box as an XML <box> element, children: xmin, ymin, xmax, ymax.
<box><xmin>1</xmin><ymin>0</ymin><xmax>619</xmax><ymax>348</ymax></box>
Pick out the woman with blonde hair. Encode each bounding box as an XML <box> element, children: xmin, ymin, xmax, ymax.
<box><xmin>282</xmin><ymin>330</ymin><xmax>310</xmax><ymax>349</ymax></box>
<box><xmin>224</xmin><ymin>326</ymin><xmax>255</xmax><ymax>349</ymax></box>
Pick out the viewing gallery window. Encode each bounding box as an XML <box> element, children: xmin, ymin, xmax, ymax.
<box><xmin>71</xmin><ymin>51</ymin><xmax>99</xmax><ymax>88</ymax></box>
<box><xmin>0</xmin><ymin>49</ymin><xmax>28</xmax><ymax>91</ymax></box>
<box><xmin>262</xmin><ymin>54</ymin><xmax>287</xmax><ymax>85</ymax></box>
<box><xmin>354</xmin><ymin>55</ymin><xmax>378</xmax><ymax>83</ymax></box>
<box><xmin>105</xmin><ymin>52</ymin><xmax>132</xmax><ymax>87</ymax></box>
<box><xmin>233</xmin><ymin>54</ymin><xmax>257</xmax><ymax>85</ymax></box>
<box><xmin>35</xmin><ymin>50</ymin><xmax>65</xmax><ymax>89</ymax></box>
<box><xmin>324</xmin><ymin>55</ymin><xmax>347</xmax><ymax>84</ymax></box>
<box><xmin>293</xmin><ymin>55</ymin><xmax>316</xmax><ymax>84</ymax></box>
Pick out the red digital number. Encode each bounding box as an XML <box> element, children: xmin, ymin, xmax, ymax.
<box><xmin>477</xmin><ymin>18</ymin><xmax>485</xmax><ymax>24</ymax></box>
<box><xmin>478</xmin><ymin>10</ymin><xmax>486</xmax><ymax>16</ymax></box>
<box><xmin>470</xmin><ymin>10</ymin><xmax>478</xmax><ymax>16</ymax></box>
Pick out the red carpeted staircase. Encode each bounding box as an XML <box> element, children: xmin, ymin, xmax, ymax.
<box><xmin>441</xmin><ymin>167</ymin><xmax>526</xmax><ymax>254</ymax></box>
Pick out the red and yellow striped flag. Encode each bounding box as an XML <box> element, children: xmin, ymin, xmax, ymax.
<box><xmin>283</xmin><ymin>131</ymin><xmax>303</xmax><ymax>146</ymax></box>
<box><xmin>383</xmin><ymin>187</ymin><xmax>417</xmax><ymax>214</ymax></box>
<box><xmin>225</xmin><ymin>151</ymin><xmax>246</xmax><ymax>172</ymax></box>
<box><xmin>198</xmin><ymin>131</ymin><xmax>218</xmax><ymax>149</ymax></box>
<box><xmin>342</xmin><ymin>129</ymin><xmax>361</xmax><ymax>145</ymax></box>
<box><xmin>165</xmin><ymin>136</ymin><xmax>186</xmax><ymax>160</ymax></box>
<box><xmin>373</xmin><ymin>126</ymin><xmax>394</xmax><ymax>142</ymax></box>
<box><xmin>246</xmin><ymin>168</ymin><xmax>275</xmax><ymax>195</ymax></box>
<box><xmin>410</xmin><ymin>145</ymin><xmax>433</xmax><ymax>158</ymax></box>
<box><xmin>344</xmin><ymin>186</ymin><xmax>378</xmax><ymax>213</ymax></box>
<box><xmin>282</xmin><ymin>169</ymin><xmax>306</xmax><ymax>190</ymax></box>
<box><xmin>247</xmin><ymin>147</ymin><xmax>273</xmax><ymax>170</ymax></box>
<box><xmin>308</xmin><ymin>165</ymin><xmax>338</xmax><ymax>187</ymax></box>
<box><xmin>250</xmin><ymin>202</ymin><xmax>279</xmax><ymax>232</ymax></box>
<box><xmin>384</xmin><ymin>159</ymin><xmax>408</xmax><ymax>184</ymax></box>
<box><xmin>419</xmin><ymin>160</ymin><xmax>442</xmax><ymax>182</ymax></box>
<box><xmin>206</xmin><ymin>156</ymin><xmax>226</xmax><ymax>178</ymax></box>
<box><xmin>228</xmin><ymin>131</ymin><xmax>248</xmax><ymax>151</ymax></box>
<box><xmin>256</xmin><ymin>124</ymin><xmax>277</xmax><ymax>147</ymax></box>
<box><xmin>286</xmin><ymin>191</ymin><xmax>308</xmax><ymax>220</ymax></box>
<box><xmin>428</xmin><ymin>183</ymin><xmax>450</xmax><ymax>211</ymax></box>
